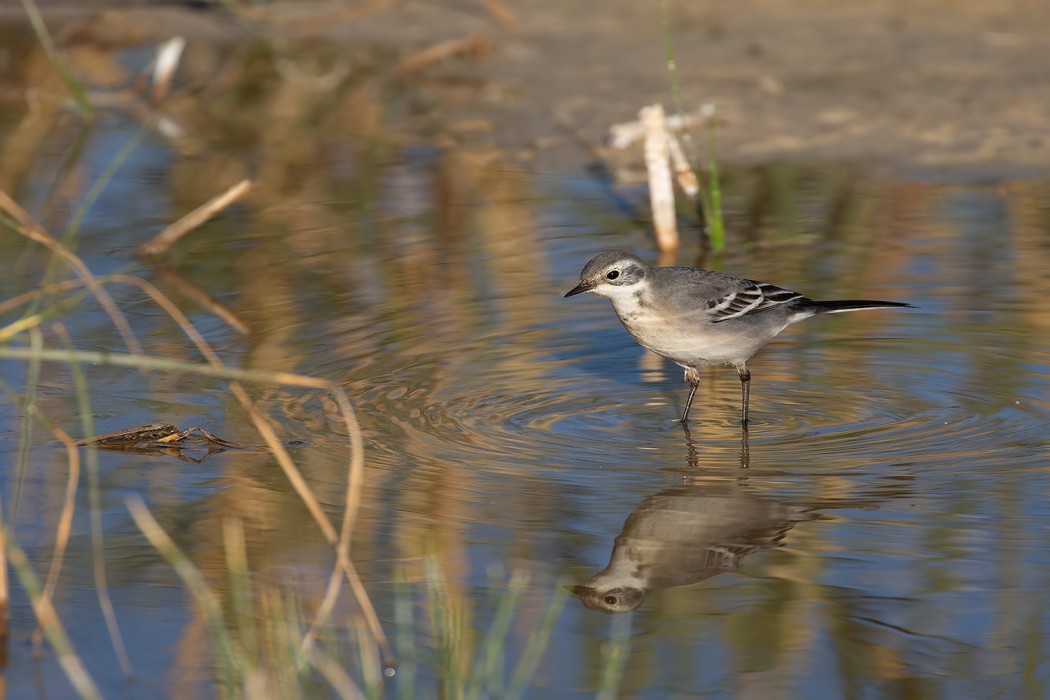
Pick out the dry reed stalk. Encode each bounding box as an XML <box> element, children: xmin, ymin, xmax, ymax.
<box><xmin>150</xmin><ymin>267</ymin><xmax>251</xmax><ymax>334</ymax></box>
<box><xmin>310</xmin><ymin>645</ymin><xmax>368</xmax><ymax>700</ymax></box>
<box><xmin>0</xmin><ymin>189</ymin><xmax>142</xmax><ymax>355</ymax></box>
<box><xmin>5</xmin><ymin>530</ymin><xmax>102</xmax><ymax>699</ymax></box>
<box><xmin>84</xmin><ymin>275</ymin><xmax>392</xmax><ymax>669</ymax></box>
<box><xmin>0</xmin><ymin>278</ymin><xmax>85</xmax><ymax>316</ymax></box>
<box><xmin>2</xmin><ymin>183</ymin><xmax>391</xmax><ymax>675</ymax></box>
<box><xmin>30</xmin><ymin>434</ymin><xmax>79</xmax><ymax>655</ymax></box>
<box><xmin>640</xmin><ymin>104</ymin><xmax>679</xmax><ymax>254</ymax></box>
<box><xmin>138</xmin><ymin>179</ymin><xmax>253</xmax><ymax>258</ymax></box>
<box><xmin>16</xmin><ymin>372</ymin><xmax>83</xmax><ymax>648</ymax></box>
<box><xmin>2</xmin><ymin>312</ymin><xmax>392</xmax><ymax>672</ymax></box>
<box><xmin>0</xmin><ymin>316</ymin><xmax>48</xmax><ymax>343</ymax></box>
<box><xmin>0</xmin><ymin>274</ymin><xmax>249</xmax><ymax>336</ymax></box>
<box><xmin>300</xmin><ymin>388</ymin><xmax>368</xmax><ymax>657</ymax></box>
<box><xmin>0</xmin><ymin>346</ymin><xmax>332</xmax><ymax>388</ymax></box>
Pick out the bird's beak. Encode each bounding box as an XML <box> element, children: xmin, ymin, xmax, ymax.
<box><xmin>564</xmin><ymin>584</ymin><xmax>594</xmax><ymax>596</ymax></box>
<box><xmin>564</xmin><ymin>280</ymin><xmax>594</xmax><ymax>298</ymax></box>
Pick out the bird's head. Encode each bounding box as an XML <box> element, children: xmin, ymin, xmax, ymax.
<box><xmin>564</xmin><ymin>251</ymin><xmax>647</xmax><ymax>301</ymax></box>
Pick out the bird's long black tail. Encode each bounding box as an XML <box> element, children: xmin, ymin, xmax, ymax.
<box><xmin>809</xmin><ymin>299</ymin><xmax>916</xmax><ymax>314</ymax></box>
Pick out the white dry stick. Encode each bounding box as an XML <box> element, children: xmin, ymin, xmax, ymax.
<box><xmin>152</xmin><ymin>37</ymin><xmax>186</xmax><ymax>101</ymax></box>
<box><xmin>667</xmin><ymin>131</ymin><xmax>698</xmax><ymax>201</ymax></box>
<box><xmin>608</xmin><ymin>109</ymin><xmax>703</xmax><ymax>149</ymax></box>
<box><xmin>640</xmin><ymin>104</ymin><xmax>679</xmax><ymax>254</ymax></box>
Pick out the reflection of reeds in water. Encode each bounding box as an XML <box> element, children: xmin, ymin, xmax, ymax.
<box><xmin>399</xmin><ymin>557</ymin><xmax>569</xmax><ymax>700</ymax></box>
<box><xmin>0</xmin><ymin>164</ymin><xmax>388</xmax><ymax>693</ymax></box>
<box><xmin>0</xmin><ymin>12</ymin><xmax>581</xmax><ymax>695</ymax></box>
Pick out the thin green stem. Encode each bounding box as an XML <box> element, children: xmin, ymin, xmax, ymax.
<box><xmin>19</xmin><ymin>0</ymin><xmax>92</xmax><ymax>117</ymax></box>
<box><xmin>660</xmin><ymin>0</ymin><xmax>698</xmax><ymax>168</ymax></box>
<box><xmin>660</xmin><ymin>0</ymin><xmax>726</xmax><ymax>253</ymax></box>
<box><xmin>707</xmin><ymin>111</ymin><xmax>725</xmax><ymax>252</ymax></box>
<box><xmin>59</xmin><ymin>326</ymin><xmax>134</xmax><ymax>677</ymax></box>
<box><xmin>503</xmin><ymin>581</ymin><xmax>569</xmax><ymax>700</ymax></box>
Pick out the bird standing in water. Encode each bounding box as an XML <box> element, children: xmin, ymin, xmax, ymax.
<box><xmin>564</xmin><ymin>251</ymin><xmax>914</xmax><ymax>424</ymax></box>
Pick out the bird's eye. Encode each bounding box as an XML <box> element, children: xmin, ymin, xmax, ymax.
<box><xmin>606</xmin><ymin>270</ymin><xmax>620</xmax><ymax>280</ymax></box>
<box><xmin>604</xmin><ymin>595</ymin><xmax>618</xmax><ymax>605</ymax></box>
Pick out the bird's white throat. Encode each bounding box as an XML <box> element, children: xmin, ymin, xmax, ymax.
<box><xmin>592</xmin><ymin>278</ymin><xmax>651</xmax><ymax>315</ymax></box>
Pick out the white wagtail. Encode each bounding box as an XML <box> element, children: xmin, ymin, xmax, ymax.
<box><xmin>564</xmin><ymin>250</ymin><xmax>914</xmax><ymax>424</ymax></box>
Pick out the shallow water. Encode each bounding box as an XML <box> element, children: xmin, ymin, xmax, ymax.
<box><xmin>2</xmin><ymin>29</ymin><xmax>1050</xmax><ymax>700</ymax></box>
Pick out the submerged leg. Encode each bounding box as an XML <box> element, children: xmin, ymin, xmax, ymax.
<box><xmin>734</xmin><ymin>362</ymin><xmax>751</xmax><ymax>425</ymax></box>
<box><xmin>739</xmin><ymin>422</ymin><xmax>750</xmax><ymax>469</ymax></box>
<box><xmin>680</xmin><ymin>366</ymin><xmax>702</xmax><ymax>423</ymax></box>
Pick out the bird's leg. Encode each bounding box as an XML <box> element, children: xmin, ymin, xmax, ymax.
<box><xmin>739</xmin><ymin>423</ymin><xmax>750</xmax><ymax>469</ymax></box>
<box><xmin>734</xmin><ymin>362</ymin><xmax>751</xmax><ymax>425</ymax></box>
<box><xmin>680</xmin><ymin>366</ymin><xmax>702</xmax><ymax>423</ymax></box>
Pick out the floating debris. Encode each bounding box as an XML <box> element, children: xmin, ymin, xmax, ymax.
<box><xmin>75</xmin><ymin>423</ymin><xmax>245</xmax><ymax>449</ymax></box>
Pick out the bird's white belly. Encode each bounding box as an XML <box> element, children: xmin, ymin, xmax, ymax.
<box><xmin>615</xmin><ymin>304</ymin><xmax>778</xmax><ymax>366</ymax></box>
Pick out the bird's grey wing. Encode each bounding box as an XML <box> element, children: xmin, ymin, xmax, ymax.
<box><xmin>705</xmin><ymin>279</ymin><xmax>806</xmax><ymax>323</ymax></box>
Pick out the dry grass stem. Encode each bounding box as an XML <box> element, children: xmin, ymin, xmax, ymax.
<box><xmin>0</xmin><ymin>346</ymin><xmax>333</xmax><ymax>389</ymax></box>
<box><xmin>31</xmin><ymin>428</ymin><xmax>79</xmax><ymax>655</ymax></box>
<box><xmin>5</xmin><ymin>529</ymin><xmax>102</xmax><ymax>699</ymax></box>
<box><xmin>84</xmin><ymin>268</ymin><xmax>391</xmax><ymax>670</ymax></box>
<box><xmin>301</xmin><ymin>389</ymin><xmax>368</xmax><ymax>654</ymax></box>
<box><xmin>0</xmin><ymin>278</ymin><xmax>86</xmax><ymax>316</ymax></box>
<box><xmin>2</xmin><ymin>167</ymin><xmax>392</xmax><ymax>686</ymax></box>
<box><xmin>640</xmin><ymin>104</ymin><xmax>679</xmax><ymax>254</ymax></box>
<box><xmin>139</xmin><ymin>179</ymin><xmax>254</xmax><ymax>258</ymax></box>
<box><xmin>228</xmin><ymin>382</ymin><xmax>394</xmax><ymax>669</ymax></box>
<box><xmin>150</xmin><ymin>266</ymin><xmax>251</xmax><ymax>335</ymax></box>
<box><xmin>0</xmin><ymin>274</ymin><xmax>250</xmax><ymax>336</ymax></box>
<box><xmin>0</xmin><ymin>315</ymin><xmax>49</xmax><ymax>343</ymax></box>
<box><xmin>35</xmin><ymin>421</ymin><xmax>80</xmax><ymax>618</ymax></box>
<box><xmin>0</xmin><ymin>189</ymin><xmax>142</xmax><ymax>355</ymax></box>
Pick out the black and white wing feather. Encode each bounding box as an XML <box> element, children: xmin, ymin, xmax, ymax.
<box><xmin>705</xmin><ymin>280</ymin><xmax>805</xmax><ymax>323</ymax></box>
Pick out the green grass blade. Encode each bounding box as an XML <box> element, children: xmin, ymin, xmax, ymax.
<box><xmin>502</xmin><ymin>580</ymin><xmax>569</xmax><ymax>700</ymax></box>
<box><xmin>19</xmin><ymin>0</ymin><xmax>92</xmax><ymax>117</ymax></box>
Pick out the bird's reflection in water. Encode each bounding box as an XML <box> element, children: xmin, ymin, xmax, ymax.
<box><xmin>573</xmin><ymin>426</ymin><xmax>853</xmax><ymax>613</ymax></box>
<box><xmin>570</xmin><ymin>480</ymin><xmax>813</xmax><ymax>613</ymax></box>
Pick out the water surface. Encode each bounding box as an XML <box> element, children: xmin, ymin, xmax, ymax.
<box><xmin>1</xmin><ymin>26</ymin><xmax>1049</xmax><ymax>700</ymax></box>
